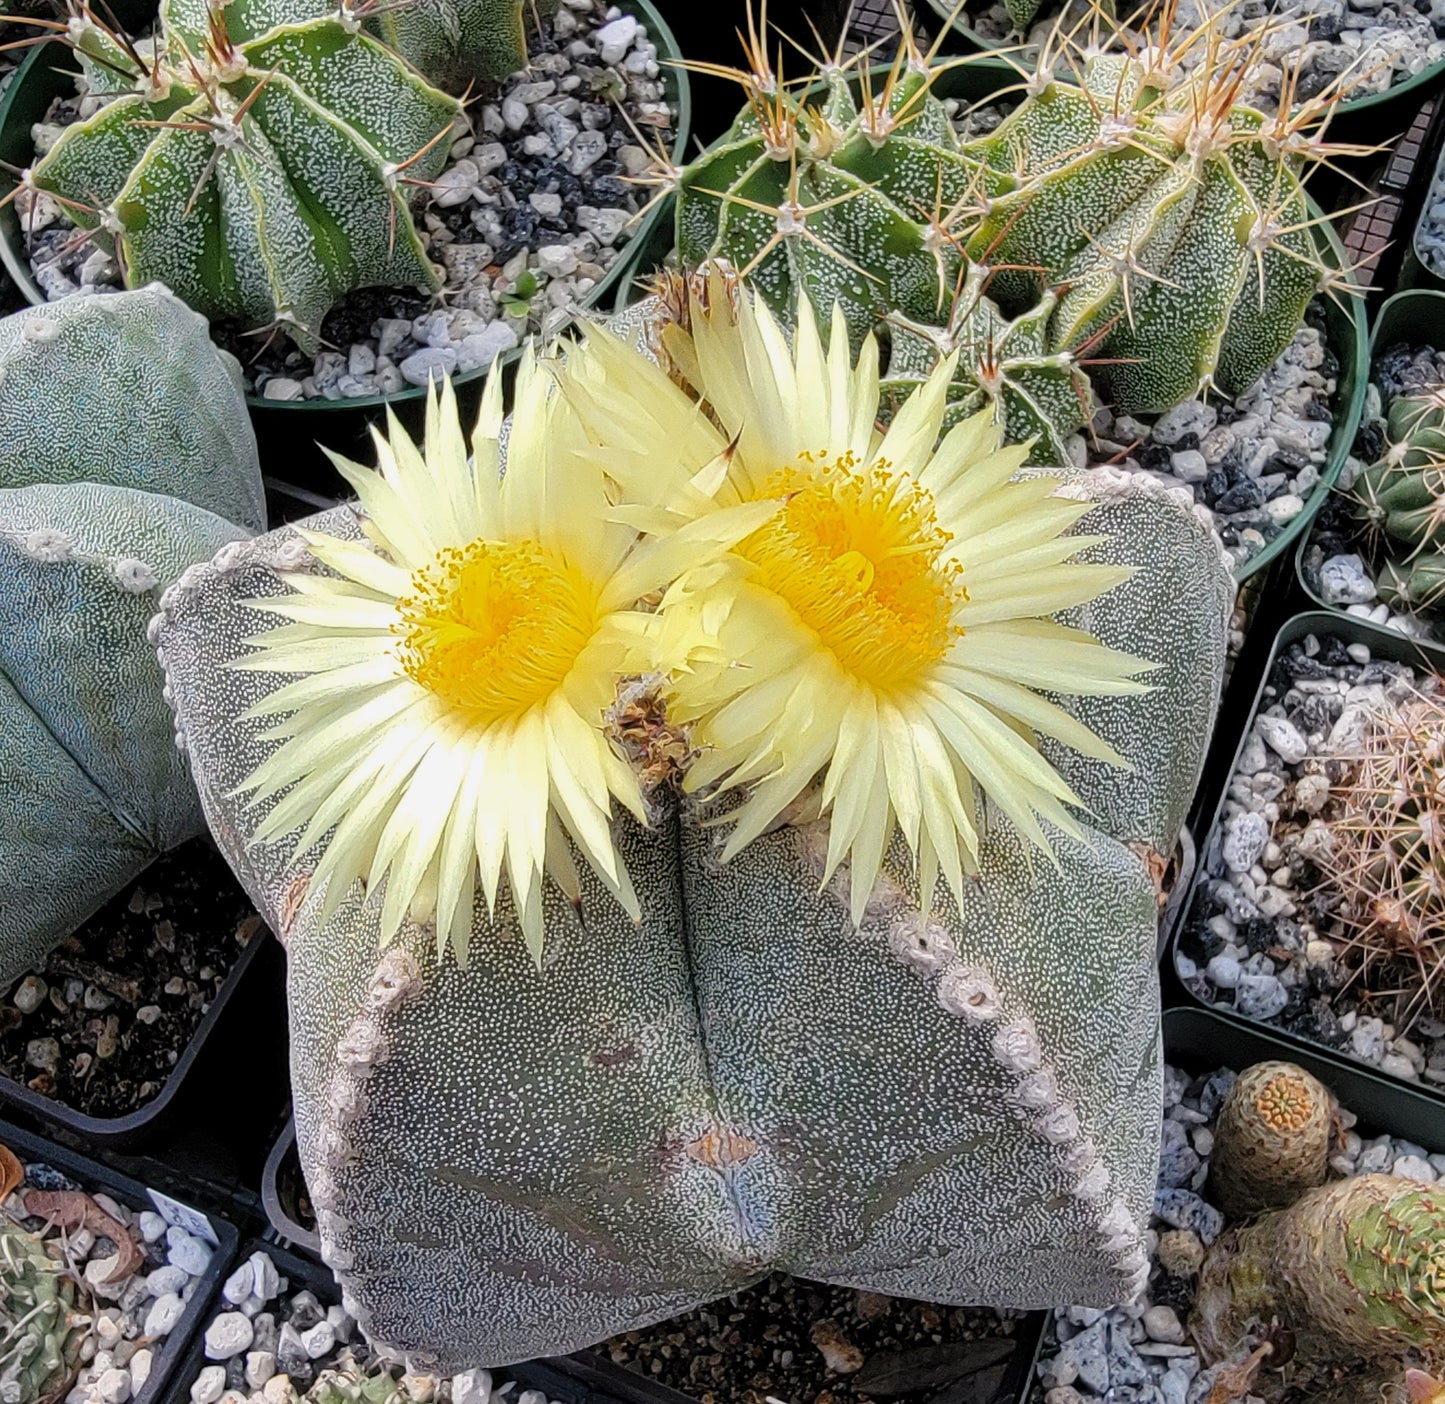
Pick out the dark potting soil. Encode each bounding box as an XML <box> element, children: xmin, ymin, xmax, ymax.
<box><xmin>0</xmin><ymin>838</ymin><xmax>263</xmax><ymax>1116</ymax></box>
<box><xmin>605</xmin><ymin>1278</ymin><xmax>1023</xmax><ymax>1404</ymax></box>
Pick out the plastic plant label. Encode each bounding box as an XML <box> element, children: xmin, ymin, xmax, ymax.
<box><xmin>147</xmin><ymin>1188</ymin><xmax>220</xmax><ymax>1247</ymax></box>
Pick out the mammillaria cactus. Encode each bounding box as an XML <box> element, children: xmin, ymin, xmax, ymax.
<box><xmin>24</xmin><ymin>0</ymin><xmax>461</xmax><ymax>353</ymax></box>
<box><xmin>1317</xmin><ymin>686</ymin><xmax>1445</xmax><ymax>1031</ymax></box>
<box><xmin>1353</xmin><ymin>383</ymin><xmax>1445</xmax><ymax>617</ymax></box>
<box><xmin>1193</xmin><ymin>1174</ymin><xmax>1445</xmax><ymax>1364</ymax></box>
<box><xmin>673</xmin><ymin>12</ymin><xmax>1358</xmax><ymax>449</ymax></box>
<box><xmin>154</xmin><ymin>277</ymin><xmax>1232</xmax><ymax>1367</ymax></box>
<box><xmin>1208</xmin><ymin>1061</ymin><xmax>1337</xmax><ymax>1218</ymax></box>
<box><xmin>0</xmin><ymin>287</ymin><xmax>263</xmax><ymax>984</ymax></box>
<box><xmin>0</xmin><ymin>1222</ymin><xmax>89</xmax><ymax>1404</ymax></box>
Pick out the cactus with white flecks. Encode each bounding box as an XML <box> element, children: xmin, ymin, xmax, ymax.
<box><xmin>27</xmin><ymin>0</ymin><xmax>461</xmax><ymax>354</ymax></box>
<box><xmin>0</xmin><ymin>288</ymin><xmax>263</xmax><ymax>984</ymax></box>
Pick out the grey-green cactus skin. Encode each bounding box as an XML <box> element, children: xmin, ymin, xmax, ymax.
<box><xmin>153</xmin><ymin>452</ymin><xmax>1230</xmax><ymax>1366</ymax></box>
<box><xmin>0</xmin><ymin>289</ymin><xmax>261</xmax><ymax>985</ymax></box>
<box><xmin>0</xmin><ymin>289</ymin><xmax>264</xmax><ymax>532</ymax></box>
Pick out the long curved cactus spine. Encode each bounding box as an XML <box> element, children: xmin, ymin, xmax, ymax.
<box><xmin>27</xmin><ymin>0</ymin><xmax>462</xmax><ymax>353</ymax></box>
<box><xmin>1193</xmin><ymin>1174</ymin><xmax>1445</xmax><ymax>1364</ymax></box>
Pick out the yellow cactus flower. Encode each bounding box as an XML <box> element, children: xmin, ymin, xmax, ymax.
<box><xmin>561</xmin><ymin>276</ymin><xmax>1157</xmax><ymax>923</ymax></box>
<box><xmin>231</xmin><ymin>360</ymin><xmax>777</xmax><ymax>961</ymax></box>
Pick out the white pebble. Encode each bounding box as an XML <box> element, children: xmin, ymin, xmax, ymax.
<box><xmin>168</xmin><ymin>1233</ymin><xmax>212</xmax><ymax>1277</ymax></box>
<box><xmin>145</xmin><ymin>1293</ymin><xmax>186</xmax><ymax>1338</ymax></box>
<box><xmin>191</xmin><ymin>1368</ymin><xmax>226</xmax><ymax>1404</ymax></box>
<box><xmin>249</xmin><ymin>1253</ymin><xmax>281</xmax><ymax>1304</ymax></box>
<box><xmin>204</xmin><ymin>1313</ymin><xmax>254</xmax><ymax>1361</ymax></box>
<box><xmin>129</xmin><ymin>1351</ymin><xmax>153</xmax><ymax>1394</ymax></box>
<box><xmin>97</xmin><ymin>1368</ymin><xmax>130</xmax><ymax>1404</ymax></box>
<box><xmin>299</xmin><ymin>1322</ymin><xmax>335</xmax><ymax>1360</ymax></box>
<box><xmin>222</xmin><ymin>1262</ymin><xmax>254</xmax><ymax>1306</ymax></box>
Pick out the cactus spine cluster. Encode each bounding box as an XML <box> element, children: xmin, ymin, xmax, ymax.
<box><xmin>0</xmin><ymin>288</ymin><xmax>263</xmax><ymax>984</ymax></box>
<box><xmin>1353</xmin><ymin>384</ymin><xmax>1445</xmax><ymax>616</ymax></box>
<box><xmin>1208</xmin><ymin>1061</ymin><xmax>1337</xmax><ymax>1219</ymax></box>
<box><xmin>1318</xmin><ymin>685</ymin><xmax>1445</xmax><ymax>1032</ymax></box>
<box><xmin>1193</xmin><ymin>1174</ymin><xmax>1445</xmax><ymax>1364</ymax></box>
<box><xmin>0</xmin><ymin>1223</ymin><xmax>89</xmax><ymax>1404</ymax></box>
<box><xmin>27</xmin><ymin>0</ymin><xmax>462</xmax><ymax>353</ymax></box>
<box><xmin>674</xmin><ymin>12</ymin><xmax>1358</xmax><ymax>460</ymax></box>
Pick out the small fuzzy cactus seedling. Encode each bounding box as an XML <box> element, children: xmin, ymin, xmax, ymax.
<box><xmin>1193</xmin><ymin>1174</ymin><xmax>1445</xmax><ymax>1365</ymax></box>
<box><xmin>0</xmin><ymin>288</ymin><xmax>263</xmax><ymax>985</ymax></box>
<box><xmin>1353</xmin><ymin>384</ymin><xmax>1445</xmax><ymax>618</ymax></box>
<box><xmin>1208</xmin><ymin>1061</ymin><xmax>1338</xmax><ymax>1218</ymax></box>
<box><xmin>24</xmin><ymin>0</ymin><xmax>462</xmax><ymax>353</ymax></box>
<box><xmin>1320</xmin><ymin>686</ymin><xmax>1445</xmax><ymax>1032</ymax></box>
<box><xmin>0</xmin><ymin>1223</ymin><xmax>89</xmax><ymax>1404</ymax></box>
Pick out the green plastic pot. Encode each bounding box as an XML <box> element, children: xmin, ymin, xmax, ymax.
<box><xmin>610</xmin><ymin>53</ymin><xmax>1369</xmax><ymax>584</ymax></box>
<box><xmin>1296</xmin><ymin>288</ymin><xmax>1445</xmax><ymax>646</ymax></box>
<box><xmin>917</xmin><ymin>0</ymin><xmax>1445</xmax><ymax>149</ymax></box>
<box><xmin>0</xmin><ymin>0</ymin><xmax>690</xmax><ymax>490</ymax></box>
<box><xmin>1170</xmin><ymin>609</ymin><xmax>1445</xmax><ymax>1101</ymax></box>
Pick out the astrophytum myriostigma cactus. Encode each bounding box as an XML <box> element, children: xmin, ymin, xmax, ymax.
<box><xmin>0</xmin><ymin>287</ymin><xmax>263</xmax><ymax>985</ymax></box>
<box><xmin>27</xmin><ymin>0</ymin><xmax>461</xmax><ymax>352</ymax></box>
<box><xmin>154</xmin><ymin>281</ymin><xmax>1232</xmax><ymax>1369</ymax></box>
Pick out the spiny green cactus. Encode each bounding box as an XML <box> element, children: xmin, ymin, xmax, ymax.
<box><xmin>1353</xmin><ymin>385</ymin><xmax>1445</xmax><ymax>618</ymax></box>
<box><xmin>27</xmin><ymin>0</ymin><xmax>461</xmax><ymax>354</ymax></box>
<box><xmin>1193</xmin><ymin>1174</ymin><xmax>1445</xmax><ymax>1364</ymax></box>
<box><xmin>1318</xmin><ymin>686</ymin><xmax>1445</xmax><ymax>1033</ymax></box>
<box><xmin>306</xmin><ymin>1363</ymin><xmax>404</xmax><ymax>1404</ymax></box>
<box><xmin>370</xmin><ymin>0</ymin><xmax>551</xmax><ymax>90</ymax></box>
<box><xmin>1208</xmin><ymin>1061</ymin><xmax>1337</xmax><ymax>1219</ymax></box>
<box><xmin>0</xmin><ymin>287</ymin><xmax>262</xmax><ymax>986</ymax></box>
<box><xmin>675</xmin><ymin>14</ymin><xmax>1358</xmax><ymax>434</ymax></box>
<box><xmin>153</xmin><ymin>279</ymin><xmax>1233</xmax><ymax>1367</ymax></box>
<box><xmin>0</xmin><ymin>1223</ymin><xmax>89</xmax><ymax>1404</ymax></box>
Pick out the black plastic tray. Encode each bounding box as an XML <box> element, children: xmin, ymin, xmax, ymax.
<box><xmin>0</xmin><ymin>1114</ymin><xmax>240</xmax><ymax>1404</ymax></box>
<box><xmin>262</xmin><ymin>1118</ymin><xmax>1043</xmax><ymax>1404</ymax></box>
<box><xmin>0</xmin><ymin>918</ymin><xmax>286</xmax><ymax>1152</ymax></box>
<box><xmin>1168</xmin><ymin>609</ymin><xmax>1445</xmax><ymax>1101</ymax></box>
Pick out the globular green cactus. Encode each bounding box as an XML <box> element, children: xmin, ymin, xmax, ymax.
<box><xmin>0</xmin><ymin>287</ymin><xmax>263</xmax><ymax>985</ymax></box>
<box><xmin>1353</xmin><ymin>384</ymin><xmax>1445</xmax><ymax>618</ymax></box>
<box><xmin>370</xmin><ymin>0</ymin><xmax>552</xmax><ymax>90</ymax></box>
<box><xmin>675</xmin><ymin>17</ymin><xmax>1356</xmax><ymax>449</ymax></box>
<box><xmin>154</xmin><ymin>278</ymin><xmax>1233</xmax><ymax>1368</ymax></box>
<box><xmin>1208</xmin><ymin>1061</ymin><xmax>1337</xmax><ymax>1219</ymax></box>
<box><xmin>27</xmin><ymin>0</ymin><xmax>461</xmax><ymax>354</ymax></box>
<box><xmin>0</xmin><ymin>1223</ymin><xmax>89</xmax><ymax>1404</ymax></box>
<box><xmin>1193</xmin><ymin>1174</ymin><xmax>1445</xmax><ymax>1365</ymax></box>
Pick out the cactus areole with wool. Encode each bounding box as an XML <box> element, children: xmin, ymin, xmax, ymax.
<box><xmin>27</xmin><ymin>0</ymin><xmax>462</xmax><ymax>353</ymax></box>
<box><xmin>155</xmin><ymin>278</ymin><xmax>1233</xmax><ymax>1368</ymax></box>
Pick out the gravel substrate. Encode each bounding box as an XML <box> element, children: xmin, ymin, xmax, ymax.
<box><xmin>189</xmin><ymin>1255</ymin><xmax>571</xmax><ymax>1404</ymax></box>
<box><xmin>1175</xmin><ymin>629</ymin><xmax>1445</xmax><ymax>1086</ymax></box>
<box><xmin>1416</xmin><ymin>157</ymin><xmax>1445</xmax><ymax>277</ymax></box>
<box><xmin>1030</xmin><ymin>1056</ymin><xmax>1434</xmax><ymax>1403</ymax></box>
<box><xmin>1299</xmin><ymin>341</ymin><xmax>1445</xmax><ymax>643</ymax></box>
<box><xmin>0</xmin><ymin>839</ymin><xmax>260</xmax><ymax>1117</ymax></box>
<box><xmin>605</xmin><ymin>1277</ymin><xmax>1026</xmax><ymax>1404</ymax></box>
<box><xmin>2</xmin><ymin>1142</ymin><xmax>220</xmax><ymax>1404</ymax></box>
<box><xmin>16</xmin><ymin>0</ymin><xmax>674</xmax><ymax>401</ymax></box>
<box><xmin>960</xmin><ymin>0</ymin><xmax>1445</xmax><ymax>112</ymax></box>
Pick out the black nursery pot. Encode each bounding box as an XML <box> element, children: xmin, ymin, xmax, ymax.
<box><xmin>0</xmin><ymin>921</ymin><xmax>287</xmax><ymax>1154</ymax></box>
<box><xmin>1295</xmin><ymin>287</ymin><xmax>1445</xmax><ymax>645</ymax></box>
<box><xmin>1168</xmin><ymin>609</ymin><xmax>1445</xmax><ymax>1099</ymax></box>
<box><xmin>1018</xmin><ymin>1003</ymin><xmax>1445</xmax><ymax>1394</ymax></box>
<box><xmin>0</xmin><ymin>0</ymin><xmax>690</xmax><ymax>494</ymax></box>
<box><xmin>0</xmin><ymin>1114</ymin><xmax>240</xmax><ymax>1404</ymax></box>
<box><xmin>261</xmin><ymin>1118</ymin><xmax>1045</xmax><ymax>1404</ymax></box>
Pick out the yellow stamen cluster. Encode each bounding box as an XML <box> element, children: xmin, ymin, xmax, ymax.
<box><xmin>396</xmin><ymin>539</ymin><xmax>594</xmax><ymax>721</ymax></box>
<box><xmin>737</xmin><ymin>451</ymin><xmax>966</xmax><ymax>692</ymax></box>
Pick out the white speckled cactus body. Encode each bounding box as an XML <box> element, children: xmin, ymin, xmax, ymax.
<box><xmin>0</xmin><ymin>287</ymin><xmax>263</xmax><ymax>984</ymax></box>
<box><xmin>153</xmin><ymin>293</ymin><xmax>1234</xmax><ymax>1368</ymax></box>
<box><xmin>29</xmin><ymin>0</ymin><xmax>462</xmax><ymax>352</ymax></box>
<box><xmin>370</xmin><ymin>0</ymin><xmax>549</xmax><ymax>90</ymax></box>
